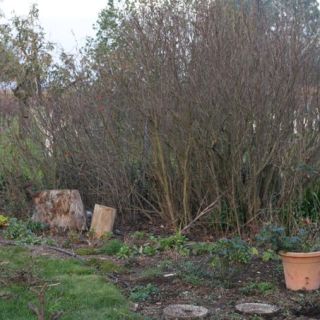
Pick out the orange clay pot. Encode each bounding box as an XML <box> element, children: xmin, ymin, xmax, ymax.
<box><xmin>279</xmin><ymin>251</ymin><xmax>320</xmax><ymax>291</ymax></box>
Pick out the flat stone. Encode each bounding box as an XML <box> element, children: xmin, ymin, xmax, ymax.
<box><xmin>235</xmin><ymin>303</ymin><xmax>280</xmax><ymax>315</ymax></box>
<box><xmin>163</xmin><ymin>304</ymin><xmax>209</xmax><ymax>319</ymax></box>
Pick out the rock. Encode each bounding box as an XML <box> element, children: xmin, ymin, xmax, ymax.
<box><xmin>129</xmin><ymin>302</ymin><xmax>139</xmax><ymax>312</ymax></box>
<box><xmin>235</xmin><ymin>303</ymin><xmax>280</xmax><ymax>316</ymax></box>
<box><xmin>163</xmin><ymin>273</ymin><xmax>177</xmax><ymax>278</ymax></box>
<box><xmin>32</xmin><ymin>190</ymin><xmax>87</xmax><ymax>231</ymax></box>
<box><xmin>90</xmin><ymin>204</ymin><xmax>116</xmax><ymax>238</ymax></box>
<box><xmin>163</xmin><ymin>304</ymin><xmax>209</xmax><ymax>319</ymax></box>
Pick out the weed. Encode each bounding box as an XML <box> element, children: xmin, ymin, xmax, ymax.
<box><xmin>142</xmin><ymin>245</ymin><xmax>157</xmax><ymax>256</ymax></box>
<box><xmin>130</xmin><ymin>283</ymin><xmax>159</xmax><ymax>302</ymax></box>
<box><xmin>249</xmin><ymin>316</ymin><xmax>264</xmax><ymax>320</ymax></box>
<box><xmin>61</xmin><ymin>239</ymin><xmax>72</xmax><ymax>249</ymax></box>
<box><xmin>0</xmin><ymin>214</ymin><xmax>8</xmax><ymax>227</ymax></box>
<box><xmin>67</xmin><ymin>230</ymin><xmax>82</xmax><ymax>244</ymax></box>
<box><xmin>176</xmin><ymin>260</ymin><xmax>214</xmax><ymax>286</ymax></box>
<box><xmin>86</xmin><ymin>229</ymin><xmax>97</xmax><ymax>240</ymax></box>
<box><xmin>98</xmin><ymin>239</ymin><xmax>123</xmax><ymax>255</ymax></box>
<box><xmin>140</xmin><ymin>267</ymin><xmax>163</xmax><ymax>280</ymax></box>
<box><xmin>101</xmin><ymin>232</ymin><xmax>113</xmax><ymax>241</ymax></box>
<box><xmin>210</xmin><ymin>238</ymin><xmax>254</xmax><ymax>281</ymax></box>
<box><xmin>26</xmin><ymin>220</ymin><xmax>48</xmax><ymax>235</ymax></box>
<box><xmin>189</xmin><ymin>242</ymin><xmax>215</xmax><ymax>255</ymax></box>
<box><xmin>86</xmin><ymin>258</ymin><xmax>121</xmax><ymax>273</ymax></box>
<box><xmin>116</xmin><ymin>244</ymin><xmax>135</xmax><ymax>259</ymax></box>
<box><xmin>75</xmin><ymin>247</ymin><xmax>99</xmax><ymax>256</ymax></box>
<box><xmin>132</xmin><ymin>231</ymin><xmax>146</xmax><ymax>240</ymax></box>
<box><xmin>158</xmin><ymin>233</ymin><xmax>187</xmax><ymax>251</ymax></box>
<box><xmin>240</xmin><ymin>281</ymin><xmax>276</xmax><ymax>295</ymax></box>
<box><xmin>211</xmin><ymin>238</ymin><xmax>253</xmax><ymax>265</ymax></box>
<box><xmin>256</xmin><ymin>224</ymin><xmax>317</xmax><ymax>252</ymax></box>
<box><xmin>261</xmin><ymin>249</ymin><xmax>279</xmax><ymax>262</ymax></box>
<box><xmin>4</xmin><ymin>218</ymin><xmax>42</xmax><ymax>245</ymax></box>
<box><xmin>158</xmin><ymin>260</ymin><xmax>174</xmax><ymax>271</ymax></box>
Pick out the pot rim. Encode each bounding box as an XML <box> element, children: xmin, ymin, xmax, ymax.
<box><xmin>279</xmin><ymin>250</ymin><xmax>320</xmax><ymax>258</ymax></box>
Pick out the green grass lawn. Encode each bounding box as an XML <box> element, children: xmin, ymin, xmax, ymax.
<box><xmin>0</xmin><ymin>246</ymin><xmax>141</xmax><ymax>320</ymax></box>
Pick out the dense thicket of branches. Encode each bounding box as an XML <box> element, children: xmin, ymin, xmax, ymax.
<box><xmin>1</xmin><ymin>0</ymin><xmax>320</xmax><ymax>234</ymax></box>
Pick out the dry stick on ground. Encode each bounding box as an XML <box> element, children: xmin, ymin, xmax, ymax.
<box><xmin>46</xmin><ymin>245</ymin><xmax>84</xmax><ymax>260</ymax></box>
<box><xmin>0</xmin><ymin>240</ymin><xmax>84</xmax><ymax>261</ymax></box>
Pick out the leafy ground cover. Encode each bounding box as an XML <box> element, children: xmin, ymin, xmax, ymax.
<box><xmin>1</xmin><ymin>221</ymin><xmax>320</xmax><ymax>319</ymax></box>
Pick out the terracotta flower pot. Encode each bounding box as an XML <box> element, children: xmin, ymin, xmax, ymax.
<box><xmin>279</xmin><ymin>251</ymin><xmax>320</xmax><ymax>291</ymax></box>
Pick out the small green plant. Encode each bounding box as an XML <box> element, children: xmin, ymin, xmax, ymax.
<box><xmin>67</xmin><ymin>230</ymin><xmax>82</xmax><ymax>244</ymax></box>
<box><xmin>210</xmin><ymin>238</ymin><xmax>254</xmax><ymax>280</ymax></box>
<box><xmin>142</xmin><ymin>245</ymin><xmax>157</xmax><ymax>256</ymax></box>
<box><xmin>26</xmin><ymin>220</ymin><xmax>48</xmax><ymax>234</ymax></box>
<box><xmin>45</xmin><ymin>238</ymin><xmax>56</xmax><ymax>246</ymax></box>
<box><xmin>86</xmin><ymin>229</ymin><xmax>97</xmax><ymax>240</ymax></box>
<box><xmin>75</xmin><ymin>247</ymin><xmax>99</xmax><ymax>256</ymax></box>
<box><xmin>177</xmin><ymin>246</ymin><xmax>190</xmax><ymax>256</ymax></box>
<box><xmin>189</xmin><ymin>242</ymin><xmax>215</xmax><ymax>256</ymax></box>
<box><xmin>86</xmin><ymin>258</ymin><xmax>121</xmax><ymax>273</ymax></box>
<box><xmin>158</xmin><ymin>233</ymin><xmax>187</xmax><ymax>251</ymax></box>
<box><xmin>261</xmin><ymin>249</ymin><xmax>279</xmax><ymax>262</ymax></box>
<box><xmin>140</xmin><ymin>267</ymin><xmax>163</xmax><ymax>280</ymax></box>
<box><xmin>0</xmin><ymin>214</ymin><xmax>8</xmax><ymax>227</ymax></box>
<box><xmin>240</xmin><ymin>281</ymin><xmax>276</xmax><ymax>295</ymax></box>
<box><xmin>158</xmin><ymin>259</ymin><xmax>174</xmax><ymax>271</ymax></box>
<box><xmin>256</xmin><ymin>224</ymin><xmax>318</xmax><ymax>252</ymax></box>
<box><xmin>4</xmin><ymin>218</ymin><xmax>54</xmax><ymax>246</ymax></box>
<box><xmin>211</xmin><ymin>238</ymin><xmax>254</xmax><ymax>264</ymax></box>
<box><xmin>61</xmin><ymin>239</ymin><xmax>72</xmax><ymax>248</ymax></box>
<box><xmin>4</xmin><ymin>218</ymin><xmax>42</xmax><ymax>245</ymax></box>
<box><xmin>250</xmin><ymin>316</ymin><xmax>264</xmax><ymax>320</ymax></box>
<box><xmin>98</xmin><ymin>239</ymin><xmax>123</xmax><ymax>255</ymax></box>
<box><xmin>116</xmin><ymin>244</ymin><xmax>135</xmax><ymax>259</ymax></box>
<box><xmin>132</xmin><ymin>231</ymin><xmax>146</xmax><ymax>240</ymax></box>
<box><xmin>177</xmin><ymin>260</ymin><xmax>213</xmax><ymax>286</ymax></box>
<box><xmin>130</xmin><ymin>283</ymin><xmax>159</xmax><ymax>302</ymax></box>
<box><xmin>101</xmin><ymin>231</ymin><xmax>113</xmax><ymax>241</ymax></box>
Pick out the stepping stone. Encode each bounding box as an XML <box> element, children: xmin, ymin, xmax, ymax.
<box><xmin>163</xmin><ymin>304</ymin><xmax>209</xmax><ymax>319</ymax></box>
<box><xmin>235</xmin><ymin>303</ymin><xmax>280</xmax><ymax>316</ymax></box>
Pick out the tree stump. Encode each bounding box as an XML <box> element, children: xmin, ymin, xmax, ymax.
<box><xmin>163</xmin><ymin>304</ymin><xmax>209</xmax><ymax>319</ymax></box>
<box><xmin>32</xmin><ymin>190</ymin><xmax>87</xmax><ymax>231</ymax></box>
<box><xmin>90</xmin><ymin>204</ymin><xmax>116</xmax><ymax>238</ymax></box>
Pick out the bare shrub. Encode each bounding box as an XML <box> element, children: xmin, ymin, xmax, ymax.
<box><xmin>6</xmin><ymin>0</ymin><xmax>320</xmax><ymax>233</ymax></box>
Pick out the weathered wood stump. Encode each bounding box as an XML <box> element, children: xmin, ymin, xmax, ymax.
<box><xmin>163</xmin><ymin>304</ymin><xmax>209</xmax><ymax>319</ymax></box>
<box><xmin>90</xmin><ymin>204</ymin><xmax>116</xmax><ymax>238</ymax></box>
<box><xmin>235</xmin><ymin>303</ymin><xmax>280</xmax><ymax>316</ymax></box>
<box><xmin>32</xmin><ymin>190</ymin><xmax>87</xmax><ymax>231</ymax></box>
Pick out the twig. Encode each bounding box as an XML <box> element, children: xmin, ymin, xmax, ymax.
<box><xmin>0</xmin><ymin>240</ymin><xmax>83</xmax><ymax>261</ymax></box>
<box><xmin>28</xmin><ymin>284</ymin><xmax>63</xmax><ymax>320</ymax></box>
<box><xmin>46</xmin><ymin>246</ymin><xmax>83</xmax><ymax>260</ymax></box>
<box><xmin>181</xmin><ymin>195</ymin><xmax>222</xmax><ymax>233</ymax></box>
<box><xmin>28</xmin><ymin>284</ymin><xmax>47</xmax><ymax>320</ymax></box>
